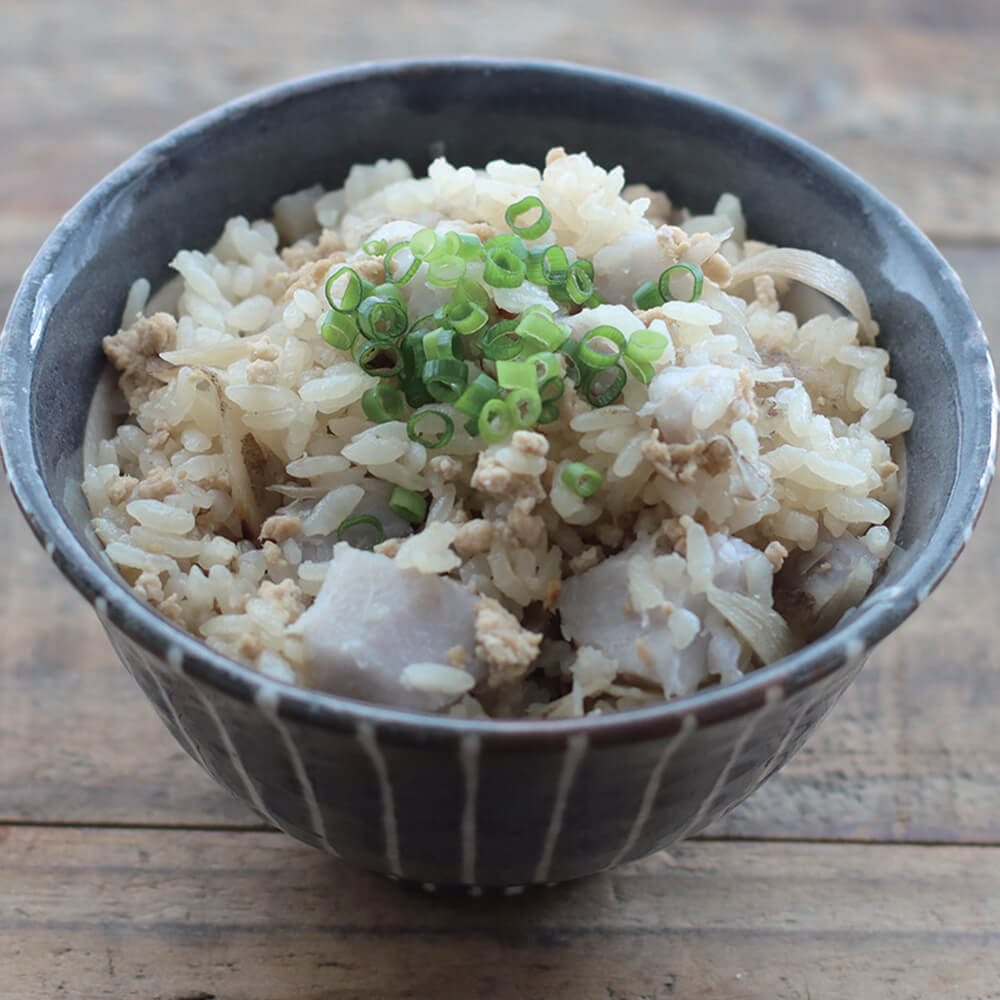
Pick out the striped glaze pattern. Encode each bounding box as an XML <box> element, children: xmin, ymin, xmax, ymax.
<box><xmin>100</xmin><ymin>611</ymin><xmax>869</xmax><ymax>889</ymax></box>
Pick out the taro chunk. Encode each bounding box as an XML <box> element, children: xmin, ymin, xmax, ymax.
<box><xmin>291</xmin><ymin>543</ymin><xmax>484</xmax><ymax>711</ymax></box>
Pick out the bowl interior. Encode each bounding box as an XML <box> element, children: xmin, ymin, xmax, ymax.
<box><xmin>4</xmin><ymin>60</ymin><xmax>994</xmax><ymax>723</ymax></box>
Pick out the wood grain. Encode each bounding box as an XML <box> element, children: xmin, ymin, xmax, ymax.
<box><xmin>3</xmin><ymin>827</ymin><xmax>999</xmax><ymax>1000</ymax></box>
<box><xmin>0</xmin><ymin>0</ymin><xmax>998</xmax><ymax>263</ymax></box>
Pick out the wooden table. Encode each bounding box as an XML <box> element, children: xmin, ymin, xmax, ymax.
<box><xmin>2</xmin><ymin>2</ymin><xmax>998</xmax><ymax>997</ymax></box>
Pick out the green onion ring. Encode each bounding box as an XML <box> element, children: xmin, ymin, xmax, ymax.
<box><xmin>389</xmin><ymin>486</ymin><xmax>428</xmax><ymax>525</ymax></box>
<box><xmin>632</xmin><ymin>278</ymin><xmax>664</xmax><ymax>310</ymax></box>
<box><xmin>561</xmin><ymin>462</ymin><xmax>604</xmax><ymax>498</ymax></box>
<box><xmin>422</xmin><ymin>358</ymin><xmax>468</xmax><ymax>403</ymax></box>
<box><xmin>357</xmin><ymin>295</ymin><xmax>409</xmax><ymax>343</ymax></box>
<box><xmin>406</xmin><ymin>409</ymin><xmax>455</xmax><ymax>449</ymax></box>
<box><xmin>409</xmin><ymin>228</ymin><xmax>439</xmax><ymax>260</ymax></box>
<box><xmin>583</xmin><ymin>364</ymin><xmax>627</xmax><ymax>407</ymax></box>
<box><xmin>427</xmin><ymin>254</ymin><xmax>467</xmax><ymax>288</ymax></box>
<box><xmin>445</xmin><ymin>299</ymin><xmax>488</xmax><ymax>335</ymax></box>
<box><xmin>504</xmin><ymin>196</ymin><xmax>553</xmax><ymax>241</ymax></box>
<box><xmin>541</xmin><ymin>245</ymin><xmax>570</xmax><ymax>285</ymax></box>
<box><xmin>354</xmin><ymin>339</ymin><xmax>404</xmax><ymax>377</ymax></box>
<box><xmin>505</xmin><ymin>387</ymin><xmax>542</xmax><ymax>429</ymax></box>
<box><xmin>625</xmin><ymin>327</ymin><xmax>670</xmax><ymax>362</ymax></box>
<box><xmin>362</xmin><ymin>238</ymin><xmax>388</xmax><ymax>256</ymax></box>
<box><xmin>479</xmin><ymin>320</ymin><xmax>523</xmax><ymax>361</ymax></box>
<box><xmin>483</xmin><ymin>247</ymin><xmax>527</xmax><ymax>288</ymax></box>
<box><xmin>579</xmin><ymin>325</ymin><xmax>626</xmax><ymax>370</ymax></box>
<box><xmin>658</xmin><ymin>262</ymin><xmax>704</xmax><ymax>303</ymax></box>
<box><xmin>324</xmin><ymin>266</ymin><xmax>364</xmax><ymax>313</ymax></box>
<box><xmin>384</xmin><ymin>240</ymin><xmax>420</xmax><ymax>285</ymax></box>
<box><xmin>320</xmin><ymin>310</ymin><xmax>359</xmax><ymax>351</ymax></box>
<box><xmin>566</xmin><ymin>259</ymin><xmax>595</xmax><ymax>304</ymax></box>
<box><xmin>455</xmin><ymin>372</ymin><xmax>500</xmax><ymax>418</ymax></box>
<box><xmin>336</xmin><ymin>514</ymin><xmax>385</xmax><ymax>550</ymax></box>
<box><xmin>361</xmin><ymin>384</ymin><xmax>405</xmax><ymax>423</ymax></box>
<box><xmin>537</xmin><ymin>401</ymin><xmax>561</xmax><ymax>425</ymax></box>
<box><xmin>496</xmin><ymin>359</ymin><xmax>538</xmax><ymax>391</ymax></box>
<box><xmin>623</xmin><ymin>355</ymin><xmax>655</xmax><ymax>385</ymax></box>
<box><xmin>478</xmin><ymin>397</ymin><xmax>514</xmax><ymax>444</ymax></box>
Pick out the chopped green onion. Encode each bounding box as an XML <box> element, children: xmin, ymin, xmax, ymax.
<box><xmin>362</xmin><ymin>238</ymin><xmax>388</xmax><ymax>256</ymax></box>
<box><xmin>633</xmin><ymin>278</ymin><xmax>664</xmax><ymax>310</ymax></box>
<box><xmin>539</xmin><ymin>374</ymin><xmax>565</xmax><ymax>403</ymax></box>
<box><xmin>560</xmin><ymin>340</ymin><xmax>584</xmax><ymax>386</ymax></box>
<box><xmin>451</xmin><ymin>231</ymin><xmax>486</xmax><ymax>261</ymax></box>
<box><xmin>566</xmin><ymin>259</ymin><xmax>595</xmax><ymax>304</ymax></box>
<box><xmin>407</xmin><ymin>409</ymin><xmax>455</xmax><ymax>449</ymax></box>
<box><xmin>623</xmin><ymin>355</ymin><xmax>655</xmax><ymax>384</ymax></box>
<box><xmin>320</xmin><ymin>310</ymin><xmax>359</xmax><ymax>350</ymax></box>
<box><xmin>354</xmin><ymin>339</ymin><xmax>404</xmax><ymax>377</ymax></box>
<box><xmin>505</xmin><ymin>196</ymin><xmax>552</xmax><ymax>240</ymax></box>
<box><xmin>538</xmin><ymin>401</ymin><xmax>561</xmax><ymax>425</ymax></box>
<box><xmin>561</xmin><ymin>462</ymin><xmax>604</xmax><ymax>498</ymax></box>
<box><xmin>625</xmin><ymin>327</ymin><xmax>670</xmax><ymax>362</ymax></box>
<box><xmin>336</xmin><ymin>514</ymin><xmax>385</xmax><ymax>550</ymax></box>
<box><xmin>444</xmin><ymin>299</ymin><xmax>489</xmax><ymax>335</ymax></box>
<box><xmin>524</xmin><ymin>247</ymin><xmax>547</xmax><ymax>285</ymax></box>
<box><xmin>483</xmin><ymin>247</ymin><xmax>527</xmax><ymax>288</ymax></box>
<box><xmin>583</xmin><ymin>364</ymin><xmax>627</xmax><ymax>407</ymax></box>
<box><xmin>384</xmin><ymin>241</ymin><xmax>420</xmax><ymax>285</ymax></box>
<box><xmin>389</xmin><ymin>486</ymin><xmax>428</xmax><ymax>525</ymax></box>
<box><xmin>478</xmin><ymin>397</ymin><xmax>513</xmax><ymax>444</ymax></box>
<box><xmin>422</xmin><ymin>327</ymin><xmax>463</xmax><ymax>361</ymax></box>
<box><xmin>542</xmin><ymin>245</ymin><xmax>570</xmax><ymax>285</ymax></box>
<box><xmin>496</xmin><ymin>359</ymin><xmax>538</xmax><ymax>391</ymax></box>
<box><xmin>361</xmin><ymin>384</ymin><xmax>404</xmax><ymax>423</ymax></box>
<box><xmin>485</xmin><ymin>233</ymin><xmax>529</xmax><ymax>260</ymax></box>
<box><xmin>479</xmin><ymin>320</ymin><xmax>522</xmax><ymax>361</ymax></box>
<box><xmin>658</xmin><ymin>262</ymin><xmax>704</xmax><ymax>303</ymax></box>
<box><xmin>357</xmin><ymin>295</ymin><xmax>408</xmax><ymax>343</ymax></box>
<box><xmin>427</xmin><ymin>255</ymin><xmax>466</xmax><ymax>288</ymax></box>
<box><xmin>455</xmin><ymin>372</ymin><xmax>500</xmax><ymax>418</ymax></box>
<box><xmin>400</xmin><ymin>377</ymin><xmax>434</xmax><ymax>408</ymax></box>
<box><xmin>453</xmin><ymin>277</ymin><xmax>491</xmax><ymax>309</ymax></box>
<box><xmin>532</xmin><ymin>352</ymin><xmax>563</xmax><ymax>384</ymax></box>
<box><xmin>401</xmin><ymin>327</ymin><xmax>428</xmax><ymax>373</ymax></box>
<box><xmin>579</xmin><ymin>325</ymin><xmax>626</xmax><ymax>370</ymax></box>
<box><xmin>517</xmin><ymin>310</ymin><xmax>568</xmax><ymax>353</ymax></box>
<box><xmin>324</xmin><ymin>266</ymin><xmax>364</xmax><ymax>313</ymax></box>
<box><xmin>409</xmin><ymin>228</ymin><xmax>439</xmax><ymax>260</ymax></box>
<box><xmin>505</xmin><ymin>387</ymin><xmax>542</xmax><ymax>429</ymax></box>
<box><xmin>422</xmin><ymin>359</ymin><xmax>468</xmax><ymax>403</ymax></box>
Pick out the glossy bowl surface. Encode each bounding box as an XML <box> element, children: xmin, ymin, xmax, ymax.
<box><xmin>1</xmin><ymin>59</ymin><xmax>994</xmax><ymax>890</ymax></box>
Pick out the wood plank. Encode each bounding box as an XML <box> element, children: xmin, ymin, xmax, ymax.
<box><xmin>0</xmin><ymin>0</ymin><xmax>998</xmax><ymax>243</ymax></box>
<box><xmin>2</xmin><ymin>826</ymin><xmax>999</xmax><ymax>1000</ymax></box>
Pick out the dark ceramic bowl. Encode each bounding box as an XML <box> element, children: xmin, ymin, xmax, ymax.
<box><xmin>1</xmin><ymin>60</ymin><xmax>995</xmax><ymax>891</ymax></box>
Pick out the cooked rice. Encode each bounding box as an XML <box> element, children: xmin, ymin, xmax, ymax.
<box><xmin>84</xmin><ymin>148</ymin><xmax>913</xmax><ymax>718</ymax></box>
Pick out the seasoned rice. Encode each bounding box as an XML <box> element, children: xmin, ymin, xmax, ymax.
<box><xmin>84</xmin><ymin>148</ymin><xmax>912</xmax><ymax>717</ymax></box>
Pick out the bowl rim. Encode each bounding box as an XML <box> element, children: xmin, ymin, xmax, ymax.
<box><xmin>1</xmin><ymin>56</ymin><xmax>996</xmax><ymax>744</ymax></box>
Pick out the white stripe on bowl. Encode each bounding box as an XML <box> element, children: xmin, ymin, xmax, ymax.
<box><xmin>607</xmin><ymin>713</ymin><xmax>697</xmax><ymax>869</ymax></box>
<box><xmin>533</xmin><ymin>733</ymin><xmax>588</xmax><ymax>885</ymax></box>
<box><xmin>142</xmin><ymin>661</ymin><xmax>212</xmax><ymax>776</ymax></box>
<box><xmin>256</xmin><ymin>687</ymin><xmax>339</xmax><ymax>857</ymax></box>
<box><xmin>459</xmin><ymin>733</ymin><xmax>481</xmax><ymax>885</ymax></box>
<box><xmin>190</xmin><ymin>683</ymin><xmax>282</xmax><ymax>829</ymax></box>
<box><xmin>674</xmin><ymin>685</ymin><xmax>784</xmax><ymax>842</ymax></box>
<box><xmin>357</xmin><ymin>720</ymin><xmax>403</xmax><ymax>879</ymax></box>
